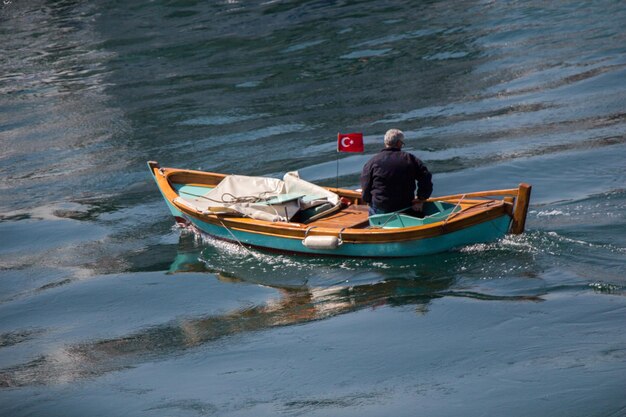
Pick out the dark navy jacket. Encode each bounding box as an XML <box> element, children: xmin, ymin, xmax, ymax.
<box><xmin>360</xmin><ymin>148</ymin><xmax>433</xmax><ymax>212</ymax></box>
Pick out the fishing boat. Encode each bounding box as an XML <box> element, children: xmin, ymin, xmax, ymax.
<box><xmin>148</xmin><ymin>161</ymin><xmax>531</xmax><ymax>257</ymax></box>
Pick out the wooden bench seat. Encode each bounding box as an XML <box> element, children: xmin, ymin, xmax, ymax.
<box><xmin>307</xmin><ymin>205</ymin><xmax>370</xmax><ymax>229</ymax></box>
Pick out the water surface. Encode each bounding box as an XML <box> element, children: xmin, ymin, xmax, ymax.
<box><xmin>1</xmin><ymin>1</ymin><xmax>625</xmax><ymax>416</ymax></box>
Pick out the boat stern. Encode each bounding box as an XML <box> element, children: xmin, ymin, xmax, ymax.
<box><xmin>510</xmin><ymin>183</ymin><xmax>532</xmax><ymax>234</ymax></box>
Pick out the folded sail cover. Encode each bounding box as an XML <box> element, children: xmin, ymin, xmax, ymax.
<box><xmin>175</xmin><ymin>172</ymin><xmax>340</xmax><ymax>222</ymax></box>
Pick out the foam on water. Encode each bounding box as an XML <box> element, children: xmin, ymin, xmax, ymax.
<box><xmin>533</xmin><ymin>209</ymin><xmax>568</xmax><ymax>217</ymax></box>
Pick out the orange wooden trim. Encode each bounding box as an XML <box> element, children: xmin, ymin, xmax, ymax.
<box><xmin>158</xmin><ymin>165</ymin><xmax>520</xmax><ymax>204</ymax></box>
<box><xmin>150</xmin><ymin>164</ymin><xmax>525</xmax><ymax>243</ymax></box>
<box><xmin>428</xmin><ymin>188</ymin><xmax>520</xmax><ymax>201</ymax></box>
<box><xmin>175</xmin><ymin>182</ymin><xmax>216</xmax><ymax>189</ymax></box>
<box><xmin>168</xmin><ymin>171</ymin><xmax>226</xmax><ymax>187</ymax></box>
<box><xmin>510</xmin><ymin>183</ymin><xmax>532</xmax><ymax>234</ymax></box>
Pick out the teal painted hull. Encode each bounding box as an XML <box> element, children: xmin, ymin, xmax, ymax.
<box><xmin>183</xmin><ymin>213</ymin><xmax>512</xmax><ymax>257</ymax></box>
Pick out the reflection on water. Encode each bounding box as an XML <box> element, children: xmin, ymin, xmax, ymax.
<box><xmin>0</xmin><ymin>242</ymin><xmax>542</xmax><ymax>388</ymax></box>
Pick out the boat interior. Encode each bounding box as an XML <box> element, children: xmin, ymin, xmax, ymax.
<box><xmin>171</xmin><ymin>180</ymin><xmax>461</xmax><ymax>230</ymax></box>
<box><xmin>149</xmin><ymin>161</ymin><xmax>531</xmax><ymax>235</ymax></box>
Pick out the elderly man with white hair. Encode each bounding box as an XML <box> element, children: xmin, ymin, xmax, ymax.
<box><xmin>360</xmin><ymin>129</ymin><xmax>433</xmax><ymax>216</ymax></box>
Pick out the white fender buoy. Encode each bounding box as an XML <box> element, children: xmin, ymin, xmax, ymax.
<box><xmin>302</xmin><ymin>235</ymin><xmax>342</xmax><ymax>250</ymax></box>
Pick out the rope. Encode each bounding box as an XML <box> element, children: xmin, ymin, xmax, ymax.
<box><xmin>179</xmin><ymin>190</ymin><xmax>277</xmax><ymax>205</ymax></box>
<box><xmin>443</xmin><ymin>194</ymin><xmax>466</xmax><ymax>227</ymax></box>
<box><xmin>179</xmin><ymin>189</ymin><xmax>285</xmax><ymax>219</ymax></box>
<box><xmin>218</xmin><ymin>219</ymin><xmax>258</xmax><ymax>258</ymax></box>
<box><xmin>372</xmin><ymin>204</ymin><xmax>414</xmax><ymax>228</ymax></box>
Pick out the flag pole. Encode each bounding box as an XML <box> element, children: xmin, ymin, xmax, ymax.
<box><xmin>336</xmin><ymin>132</ymin><xmax>339</xmax><ymax>189</ymax></box>
<box><xmin>336</xmin><ymin>153</ymin><xmax>339</xmax><ymax>189</ymax></box>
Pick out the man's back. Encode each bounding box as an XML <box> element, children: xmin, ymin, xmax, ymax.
<box><xmin>361</xmin><ymin>147</ymin><xmax>432</xmax><ymax>213</ymax></box>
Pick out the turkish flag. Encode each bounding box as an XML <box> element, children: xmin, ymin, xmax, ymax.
<box><xmin>337</xmin><ymin>132</ymin><xmax>364</xmax><ymax>153</ymax></box>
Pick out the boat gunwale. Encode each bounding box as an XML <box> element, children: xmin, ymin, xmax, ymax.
<box><xmin>150</xmin><ymin>164</ymin><xmax>517</xmax><ymax>243</ymax></box>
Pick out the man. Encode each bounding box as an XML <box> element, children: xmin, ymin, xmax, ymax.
<box><xmin>360</xmin><ymin>129</ymin><xmax>433</xmax><ymax>216</ymax></box>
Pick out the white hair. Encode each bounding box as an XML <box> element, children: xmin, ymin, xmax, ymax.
<box><xmin>384</xmin><ymin>129</ymin><xmax>404</xmax><ymax>148</ymax></box>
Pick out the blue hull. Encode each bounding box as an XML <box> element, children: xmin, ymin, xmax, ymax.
<box><xmin>183</xmin><ymin>213</ymin><xmax>512</xmax><ymax>257</ymax></box>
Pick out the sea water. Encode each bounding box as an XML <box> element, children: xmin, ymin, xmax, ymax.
<box><xmin>1</xmin><ymin>1</ymin><xmax>625</xmax><ymax>416</ymax></box>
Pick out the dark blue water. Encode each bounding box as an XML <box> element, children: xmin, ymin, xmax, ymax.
<box><xmin>1</xmin><ymin>1</ymin><xmax>625</xmax><ymax>416</ymax></box>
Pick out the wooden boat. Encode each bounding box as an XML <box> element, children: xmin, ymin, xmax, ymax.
<box><xmin>148</xmin><ymin>161</ymin><xmax>531</xmax><ymax>257</ymax></box>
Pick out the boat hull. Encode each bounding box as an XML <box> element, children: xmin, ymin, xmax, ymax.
<box><xmin>182</xmin><ymin>212</ymin><xmax>512</xmax><ymax>257</ymax></box>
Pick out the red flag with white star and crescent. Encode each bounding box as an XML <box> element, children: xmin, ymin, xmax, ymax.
<box><xmin>337</xmin><ymin>132</ymin><xmax>364</xmax><ymax>153</ymax></box>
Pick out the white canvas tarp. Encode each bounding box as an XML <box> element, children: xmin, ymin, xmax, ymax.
<box><xmin>175</xmin><ymin>172</ymin><xmax>340</xmax><ymax>222</ymax></box>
